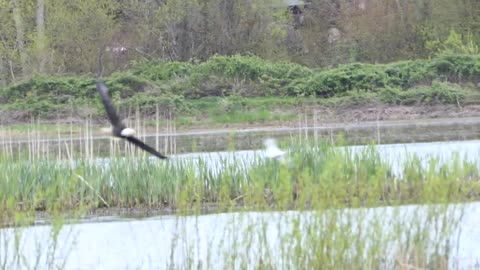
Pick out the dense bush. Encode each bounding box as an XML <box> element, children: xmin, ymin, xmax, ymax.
<box><xmin>130</xmin><ymin>60</ymin><xmax>193</xmax><ymax>81</ymax></box>
<box><xmin>0</xmin><ymin>54</ymin><xmax>478</xmax><ymax>118</ymax></box>
<box><xmin>379</xmin><ymin>81</ymin><xmax>466</xmax><ymax>105</ymax></box>
<box><xmin>299</xmin><ymin>54</ymin><xmax>480</xmax><ymax>97</ymax></box>
<box><xmin>182</xmin><ymin>54</ymin><xmax>479</xmax><ymax>97</ymax></box>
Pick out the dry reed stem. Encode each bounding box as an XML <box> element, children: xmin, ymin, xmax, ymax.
<box><xmin>75</xmin><ymin>174</ymin><xmax>110</xmax><ymax>208</ymax></box>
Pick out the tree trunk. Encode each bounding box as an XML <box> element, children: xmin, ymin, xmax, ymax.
<box><xmin>36</xmin><ymin>0</ymin><xmax>46</xmax><ymax>74</ymax></box>
<box><xmin>11</xmin><ymin>0</ymin><xmax>27</xmax><ymax>76</ymax></box>
<box><xmin>394</xmin><ymin>0</ymin><xmax>404</xmax><ymax>23</ymax></box>
<box><xmin>419</xmin><ymin>0</ymin><xmax>431</xmax><ymax>22</ymax></box>
<box><xmin>0</xmin><ymin>58</ymin><xmax>5</xmax><ymax>87</ymax></box>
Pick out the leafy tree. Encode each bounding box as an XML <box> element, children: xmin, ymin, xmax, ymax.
<box><xmin>0</xmin><ymin>0</ymin><xmax>479</xmax><ymax>83</ymax></box>
<box><xmin>45</xmin><ymin>0</ymin><xmax>118</xmax><ymax>74</ymax></box>
<box><xmin>426</xmin><ymin>30</ymin><xmax>479</xmax><ymax>56</ymax></box>
<box><xmin>0</xmin><ymin>0</ymin><xmax>17</xmax><ymax>84</ymax></box>
<box><xmin>133</xmin><ymin>0</ymin><xmax>287</xmax><ymax>61</ymax></box>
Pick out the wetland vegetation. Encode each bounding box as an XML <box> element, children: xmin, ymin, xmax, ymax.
<box><xmin>2</xmin><ymin>136</ymin><xmax>480</xmax><ymax>215</ymax></box>
<box><xmin>1</xmin><ymin>0</ymin><xmax>480</xmax><ymax>268</ymax></box>
<box><xmin>1</xmin><ymin>53</ymin><xmax>479</xmax><ymax>126</ymax></box>
<box><xmin>0</xmin><ymin>39</ymin><xmax>479</xmax><ymax>270</ymax></box>
<box><xmin>0</xmin><ymin>136</ymin><xmax>479</xmax><ymax>269</ymax></box>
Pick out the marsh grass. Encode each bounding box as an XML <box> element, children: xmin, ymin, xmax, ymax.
<box><xmin>163</xmin><ymin>204</ymin><xmax>464</xmax><ymax>269</ymax></box>
<box><xmin>1</xmin><ymin>134</ymin><xmax>480</xmax><ymax>213</ymax></box>
<box><xmin>0</xmin><ymin>128</ymin><xmax>479</xmax><ymax>268</ymax></box>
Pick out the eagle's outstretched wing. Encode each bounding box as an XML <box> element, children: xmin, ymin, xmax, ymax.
<box><xmin>96</xmin><ymin>81</ymin><xmax>122</xmax><ymax>128</ymax></box>
<box><xmin>126</xmin><ymin>136</ymin><xmax>168</xmax><ymax>159</ymax></box>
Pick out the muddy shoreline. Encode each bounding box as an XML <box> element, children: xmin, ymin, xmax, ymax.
<box><xmin>3</xmin><ymin>103</ymin><xmax>480</xmax><ymax>141</ymax></box>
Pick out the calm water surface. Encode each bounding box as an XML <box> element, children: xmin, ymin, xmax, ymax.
<box><xmin>1</xmin><ymin>203</ymin><xmax>479</xmax><ymax>269</ymax></box>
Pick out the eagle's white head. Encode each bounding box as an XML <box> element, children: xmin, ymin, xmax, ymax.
<box><xmin>120</xmin><ymin>127</ymin><xmax>136</xmax><ymax>137</ymax></box>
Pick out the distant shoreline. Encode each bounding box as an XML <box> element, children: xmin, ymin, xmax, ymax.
<box><xmin>2</xmin><ymin>103</ymin><xmax>480</xmax><ymax>141</ymax></box>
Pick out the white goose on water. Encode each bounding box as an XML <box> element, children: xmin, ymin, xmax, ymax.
<box><xmin>264</xmin><ymin>138</ymin><xmax>286</xmax><ymax>160</ymax></box>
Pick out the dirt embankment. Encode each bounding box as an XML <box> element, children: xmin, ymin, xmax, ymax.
<box><xmin>3</xmin><ymin>103</ymin><xmax>480</xmax><ymax>140</ymax></box>
<box><xmin>306</xmin><ymin>104</ymin><xmax>480</xmax><ymax>123</ymax></box>
<box><xmin>186</xmin><ymin>103</ymin><xmax>480</xmax><ymax>134</ymax></box>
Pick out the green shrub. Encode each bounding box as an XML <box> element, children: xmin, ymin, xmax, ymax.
<box><xmin>0</xmin><ymin>54</ymin><xmax>478</xmax><ymax>119</ymax></box>
<box><xmin>379</xmin><ymin>81</ymin><xmax>465</xmax><ymax>105</ymax></box>
<box><xmin>130</xmin><ymin>60</ymin><xmax>193</xmax><ymax>81</ymax></box>
<box><xmin>384</xmin><ymin>60</ymin><xmax>434</xmax><ymax>88</ymax></box>
<box><xmin>0</xmin><ymin>76</ymin><xmax>96</xmax><ymax>103</ymax></box>
<box><xmin>429</xmin><ymin>54</ymin><xmax>480</xmax><ymax>82</ymax></box>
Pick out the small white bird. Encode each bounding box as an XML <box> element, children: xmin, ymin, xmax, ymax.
<box><xmin>264</xmin><ymin>138</ymin><xmax>286</xmax><ymax>160</ymax></box>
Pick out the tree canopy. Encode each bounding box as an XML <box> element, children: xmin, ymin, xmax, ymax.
<box><xmin>0</xmin><ymin>0</ymin><xmax>479</xmax><ymax>85</ymax></box>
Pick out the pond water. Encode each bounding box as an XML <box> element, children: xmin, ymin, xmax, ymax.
<box><xmin>1</xmin><ymin>202</ymin><xmax>479</xmax><ymax>269</ymax></box>
<box><xmin>2</xmin><ymin>140</ymin><xmax>480</xmax><ymax>269</ymax></box>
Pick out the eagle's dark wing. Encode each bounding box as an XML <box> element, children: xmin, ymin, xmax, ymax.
<box><xmin>125</xmin><ymin>136</ymin><xmax>168</xmax><ymax>159</ymax></box>
<box><xmin>96</xmin><ymin>81</ymin><xmax>122</xmax><ymax>128</ymax></box>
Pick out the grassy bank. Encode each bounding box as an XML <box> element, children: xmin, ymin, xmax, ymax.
<box><xmin>0</xmin><ymin>54</ymin><xmax>479</xmax><ymax>123</ymax></box>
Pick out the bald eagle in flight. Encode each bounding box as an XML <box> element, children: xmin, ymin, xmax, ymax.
<box><xmin>96</xmin><ymin>81</ymin><xmax>168</xmax><ymax>159</ymax></box>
